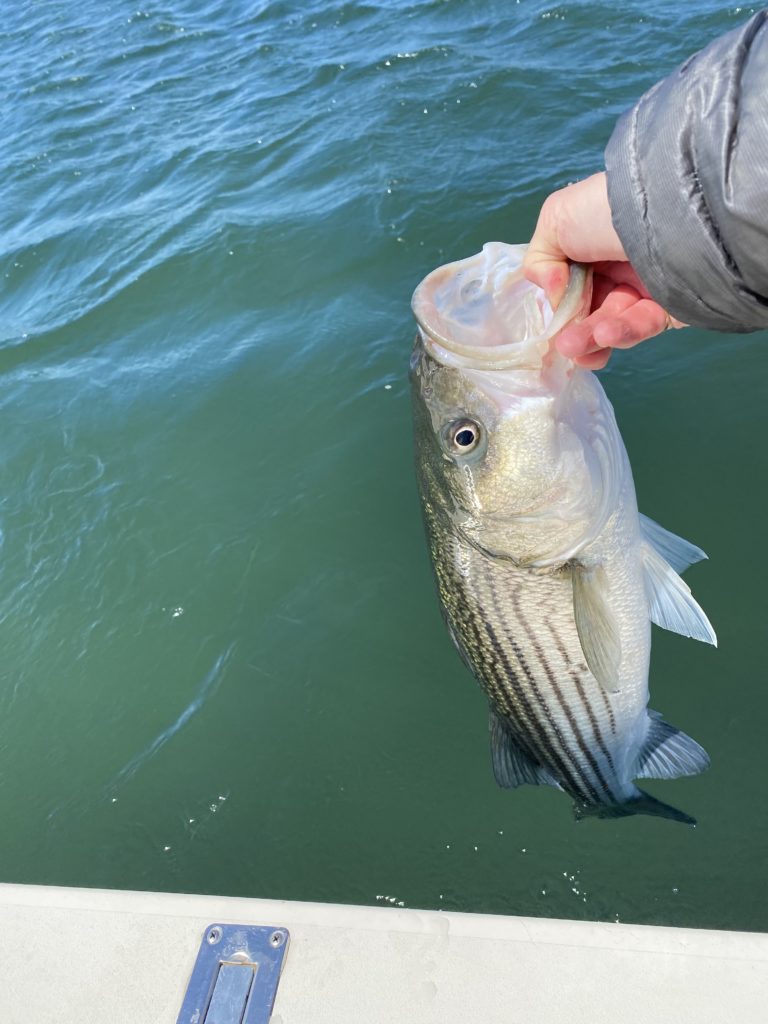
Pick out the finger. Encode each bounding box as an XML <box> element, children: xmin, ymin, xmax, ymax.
<box><xmin>592</xmin><ymin>261</ymin><xmax>651</xmax><ymax>295</ymax></box>
<box><xmin>590</xmin><ymin>273</ymin><xmax>617</xmax><ymax>312</ymax></box>
<box><xmin>574</xmin><ymin>348</ymin><xmax>612</xmax><ymax>371</ymax></box>
<box><xmin>554</xmin><ymin>296</ymin><xmax>633</xmax><ymax>355</ymax></box>
<box><xmin>555</xmin><ymin>286</ymin><xmax>650</xmax><ymax>357</ymax></box>
<box><xmin>554</xmin><ymin>320</ymin><xmax>595</xmax><ymax>359</ymax></box>
<box><xmin>592</xmin><ymin>299</ymin><xmax>669</xmax><ymax>349</ymax></box>
<box><xmin>590</xmin><ymin>281</ymin><xmax>641</xmax><ymax>317</ymax></box>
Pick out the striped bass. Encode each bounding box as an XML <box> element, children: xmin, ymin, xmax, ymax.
<box><xmin>410</xmin><ymin>242</ymin><xmax>716</xmax><ymax>824</ymax></box>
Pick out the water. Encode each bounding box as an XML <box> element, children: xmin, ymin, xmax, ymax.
<box><xmin>2</xmin><ymin>0</ymin><xmax>766</xmax><ymax>931</ymax></box>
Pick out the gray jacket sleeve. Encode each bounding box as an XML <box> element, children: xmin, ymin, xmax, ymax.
<box><xmin>605</xmin><ymin>11</ymin><xmax>768</xmax><ymax>332</ymax></box>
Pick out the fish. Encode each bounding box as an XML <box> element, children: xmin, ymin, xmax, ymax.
<box><xmin>410</xmin><ymin>242</ymin><xmax>716</xmax><ymax>824</ymax></box>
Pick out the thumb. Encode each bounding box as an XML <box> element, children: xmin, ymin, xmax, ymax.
<box><xmin>522</xmin><ymin>191</ymin><xmax>570</xmax><ymax>309</ymax></box>
<box><xmin>522</xmin><ymin>173</ymin><xmax>623</xmax><ymax>309</ymax></box>
<box><xmin>522</xmin><ymin>249</ymin><xmax>570</xmax><ymax>310</ymax></box>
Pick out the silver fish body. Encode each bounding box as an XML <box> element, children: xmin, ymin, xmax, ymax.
<box><xmin>410</xmin><ymin>243</ymin><xmax>716</xmax><ymax>822</ymax></box>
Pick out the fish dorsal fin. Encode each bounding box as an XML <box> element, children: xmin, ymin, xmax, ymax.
<box><xmin>635</xmin><ymin>710</ymin><xmax>710</xmax><ymax>780</ymax></box>
<box><xmin>641</xmin><ymin>541</ymin><xmax>717</xmax><ymax>646</ymax></box>
<box><xmin>639</xmin><ymin>513</ymin><xmax>708</xmax><ymax>573</ymax></box>
<box><xmin>489</xmin><ymin>712</ymin><xmax>558</xmax><ymax>789</ymax></box>
<box><xmin>572</xmin><ymin>565</ymin><xmax>622</xmax><ymax>693</ymax></box>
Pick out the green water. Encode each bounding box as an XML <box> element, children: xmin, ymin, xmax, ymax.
<box><xmin>2</xmin><ymin>0</ymin><xmax>767</xmax><ymax>930</ymax></box>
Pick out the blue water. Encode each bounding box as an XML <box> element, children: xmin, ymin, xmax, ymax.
<box><xmin>2</xmin><ymin>0</ymin><xmax>767</xmax><ymax>930</ymax></box>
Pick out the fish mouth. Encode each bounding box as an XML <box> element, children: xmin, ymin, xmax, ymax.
<box><xmin>412</xmin><ymin>241</ymin><xmax>590</xmax><ymax>371</ymax></box>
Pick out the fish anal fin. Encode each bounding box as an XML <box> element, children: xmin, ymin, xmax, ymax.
<box><xmin>489</xmin><ymin>712</ymin><xmax>558</xmax><ymax>790</ymax></box>
<box><xmin>639</xmin><ymin>513</ymin><xmax>707</xmax><ymax>573</ymax></box>
<box><xmin>635</xmin><ymin>710</ymin><xmax>710</xmax><ymax>780</ymax></box>
<box><xmin>572</xmin><ymin>564</ymin><xmax>622</xmax><ymax>693</ymax></box>
<box><xmin>641</xmin><ymin>541</ymin><xmax>717</xmax><ymax>646</ymax></box>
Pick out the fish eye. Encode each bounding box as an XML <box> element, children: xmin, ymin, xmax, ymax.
<box><xmin>446</xmin><ymin>418</ymin><xmax>482</xmax><ymax>455</ymax></box>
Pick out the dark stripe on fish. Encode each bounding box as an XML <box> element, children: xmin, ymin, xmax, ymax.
<box><xmin>501</xmin><ymin>585</ymin><xmax>604</xmax><ymax>805</ymax></box>
<box><xmin>570</xmin><ymin>657</ymin><xmax>617</xmax><ymax>737</ymax></box>
<box><xmin>570</xmin><ymin>672</ymin><xmax>617</xmax><ymax>778</ymax></box>
<box><xmin>478</xmin><ymin>578</ymin><xmax>596</xmax><ymax>803</ymax></box>
<box><xmin>516</xmin><ymin>606</ymin><xmax>616</xmax><ymax>803</ymax></box>
<box><xmin>445</xmin><ymin>581</ymin><xmax>556</xmax><ymax>777</ymax></box>
<box><xmin>429</xmin><ymin>521</ymin><xmax>605</xmax><ymax>803</ymax></box>
<box><xmin>443</xmin><ymin>561</ymin><xmax>564</xmax><ymax>775</ymax></box>
<box><xmin>456</xmin><ymin>592</ymin><xmax>543</xmax><ymax>762</ymax></box>
<box><xmin>482</xmin><ymin>615</ymin><xmax>585</xmax><ymax>796</ymax></box>
<box><xmin>459</xmin><ymin>568</ymin><xmax>586</xmax><ymax>798</ymax></box>
<box><xmin>543</xmin><ymin>619</ymin><xmax>618</xmax><ymax>779</ymax></box>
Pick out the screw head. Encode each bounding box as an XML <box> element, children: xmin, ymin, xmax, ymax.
<box><xmin>269</xmin><ymin>930</ymin><xmax>284</xmax><ymax>948</ymax></box>
<box><xmin>207</xmin><ymin>926</ymin><xmax>222</xmax><ymax>945</ymax></box>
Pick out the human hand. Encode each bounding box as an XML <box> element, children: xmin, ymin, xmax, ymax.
<box><xmin>522</xmin><ymin>172</ymin><xmax>684</xmax><ymax>369</ymax></box>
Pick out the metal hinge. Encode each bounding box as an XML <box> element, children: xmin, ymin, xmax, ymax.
<box><xmin>176</xmin><ymin>923</ymin><xmax>289</xmax><ymax>1024</ymax></box>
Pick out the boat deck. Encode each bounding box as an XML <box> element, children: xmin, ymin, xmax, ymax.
<box><xmin>2</xmin><ymin>883</ymin><xmax>764</xmax><ymax>1022</ymax></box>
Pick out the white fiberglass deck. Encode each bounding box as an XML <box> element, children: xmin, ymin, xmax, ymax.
<box><xmin>1</xmin><ymin>883</ymin><xmax>765</xmax><ymax>1023</ymax></box>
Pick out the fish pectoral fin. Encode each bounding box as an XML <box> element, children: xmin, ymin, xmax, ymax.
<box><xmin>639</xmin><ymin>513</ymin><xmax>708</xmax><ymax>573</ymax></box>
<box><xmin>635</xmin><ymin>710</ymin><xmax>710</xmax><ymax>780</ymax></box>
<box><xmin>572</xmin><ymin>564</ymin><xmax>622</xmax><ymax>693</ymax></box>
<box><xmin>489</xmin><ymin>712</ymin><xmax>558</xmax><ymax>790</ymax></box>
<box><xmin>641</xmin><ymin>540</ymin><xmax>717</xmax><ymax>646</ymax></box>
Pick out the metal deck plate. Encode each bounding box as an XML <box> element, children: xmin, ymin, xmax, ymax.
<box><xmin>176</xmin><ymin>923</ymin><xmax>289</xmax><ymax>1024</ymax></box>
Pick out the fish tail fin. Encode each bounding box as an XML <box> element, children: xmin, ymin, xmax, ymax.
<box><xmin>573</xmin><ymin>790</ymin><xmax>697</xmax><ymax>827</ymax></box>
